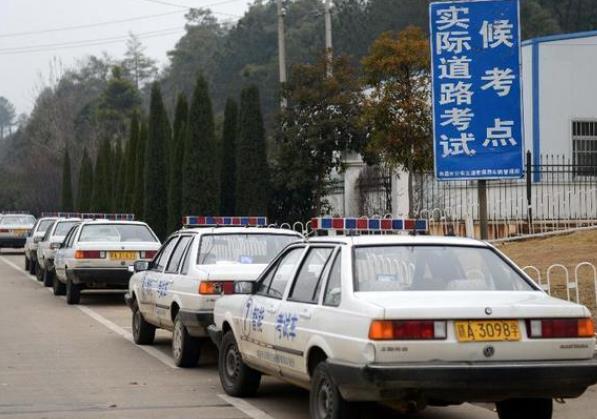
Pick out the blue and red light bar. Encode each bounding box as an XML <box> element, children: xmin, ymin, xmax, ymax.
<box><xmin>40</xmin><ymin>212</ymin><xmax>135</xmax><ymax>221</ymax></box>
<box><xmin>1</xmin><ymin>211</ymin><xmax>32</xmax><ymax>215</ymax></box>
<box><xmin>183</xmin><ymin>216</ymin><xmax>268</xmax><ymax>227</ymax></box>
<box><xmin>310</xmin><ymin>217</ymin><xmax>428</xmax><ymax>232</ymax></box>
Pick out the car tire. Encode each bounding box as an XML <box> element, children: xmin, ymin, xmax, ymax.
<box><xmin>53</xmin><ymin>275</ymin><xmax>66</xmax><ymax>296</ymax></box>
<box><xmin>310</xmin><ymin>362</ymin><xmax>357</xmax><ymax>419</ymax></box>
<box><xmin>132</xmin><ymin>302</ymin><xmax>156</xmax><ymax>345</ymax></box>
<box><xmin>43</xmin><ymin>269</ymin><xmax>54</xmax><ymax>287</ymax></box>
<box><xmin>219</xmin><ymin>331</ymin><xmax>261</xmax><ymax>397</ymax></box>
<box><xmin>35</xmin><ymin>261</ymin><xmax>43</xmax><ymax>281</ymax></box>
<box><xmin>25</xmin><ymin>256</ymin><xmax>30</xmax><ymax>271</ymax></box>
<box><xmin>66</xmin><ymin>279</ymin><xmax>80</xmax><ymax>305</ymax></box>
<box><xmin>172</xmin><ymin>313</ymin><xmax>201</xmax><ymax>367</ymax></box>
<box><xmin>496</xmin><ymin>398</ymin><xmax>553</xmax><ymax>419</ymax></box>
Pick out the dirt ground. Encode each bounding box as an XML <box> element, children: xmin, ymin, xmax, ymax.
<box><xmin>497</xmin><ymin>229</ymin><xmax>597</xmax><ymax>315</ymax></box>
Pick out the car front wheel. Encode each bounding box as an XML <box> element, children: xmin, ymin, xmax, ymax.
<box><xmin>219</xmin><ymin>331</ymin><xmax>261</xmax><ymax>397</ymax></box>
<box><xmin>66</xmin><ymin>279</ymin><xmax>80</xmax><ymax>305</ymax></box>
<box><xmin>132</xmin><ymin>302</ymin><xmax>155</xmax><ymax>345</ymax></box>
<box><xmin>35</xmin><ymin>262</ymin><xmax>43</xmax><ymax>281</ymax></box>
<box><xmin>43</xmin><ymin>269</ymin><xmax>54</xmax><ymax>287</ymax></box>
<box><xmin>25</xmin><ymin>256</ymin><xmax>30</xmax><ymax>271</ymax></box>
<box><xmin>310</xmin><ymin>362</ymin><xmax>356</xmax><ymax>419</ymax></box>
<box><xmin>496</xmin><ymin>398</ymin><xmax>552</xmax><ymax>419</ymax></box>
<box><xmin>53</xmin><ymin>275</ymin><xmax>66</xmax><ymax>296</ymax></box>
<box><xmin>29</xmin><ymin>258</ymin><xmax>36</xmax><ymax>275</ymax></box>
<box><xmin>172</xmin><ymin>313</ymin><xmax>200</xmax><ymax>367</ymax></box>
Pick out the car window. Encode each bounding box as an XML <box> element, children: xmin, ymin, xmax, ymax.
<box><xmin>180</xmin><ymin>236</ymin><xmax>195</xmax><ymax>275</ymax></box>
<box><xmin>256</xmin><ymin>247</ymin><xmax>304</xmax><ymax>299</ymax></box>
<box><xmin>42</xmin><ymin>223</ymin><xmax>55</xmax><ymax>241</ymax></box>
<box><xmin>54</xmin><ymin>221</ymin><xmax>80</xmax><ymax>236</ymax></box>
<box><xmin>36</xmin><ymin>219</ymin><xmax>55</xmax><ymax>234</ymax></box>
<box><xmin>323</xmin><ymin>253</ymin><xmax>342</xmax><ymax>306</ymax></box>
<box><xmin>62</xmin><ymin>226</ymin><xmax>77</xmax><ymax>248</ymax></box>
<box><xmin>0</xmin><ymin>215</ymin><xmax>35</xmax><ymax>225</ymax></box>
<box><xmin>288</xmin><ymin>247</ymin><xmax>333</xmax><ymax>304</ymax></box>
<box><xmin>166</xmin><ymin>236</ymin><xmax>192</xmax><ymax>274</ymax></box>
<box><xmin>353</xmin><ymin>245</ymin><xmax>535</xmax><ymax>292</ymax></box>
<box><xmin>153</xmin><ymin>237</ymin><xmax>179</xmax><ymax>272</ymax></box>
<box><xmin>78</xmin><ymin>224</ymin><xmax>157</xmax><ymax>242</ymax></box>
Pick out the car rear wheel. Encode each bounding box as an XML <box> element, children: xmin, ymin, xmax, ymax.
<box><xmin>29</xmin><ymin>258</ymin><xmax>36</xmax><ymax>275</ymax></box>
<box><xmin>496</xmin><ymin>398</ymin><xmax>552</xmax><ymax>419</ymax></box>
<box><xmin>219</xmin><ymin>331</ymin><xmax>261</xmax><ymax>397</ymax></box>
<box><xmin>35</xmin><ymin>262</ymin><xmax>43</xmax><ymax>281</ymax></box>
<box><xmin>66</xmin><ymin>279</ymin><xmax>80</xmax><ymax>305</ymax></box>
<box><xmin>43</xmin><ymin>269</ymin><xmax>54</xmax><ymax>287</ymax></box>
<box><xmin>53</xmin><ymin>275</ymin><xmax>66</xmax><ymax>296</ymax></box>
<box><xmin>24</xmin><ymin>256</ymin><xmax>30</xmax><ymax>271</ymax></box>
<box><xmin>132</xmin><ymin>302</ymin><xmax>155</xmax><ymax>345</ymax></box>
<box><xmin>172</xmin><ymin>313</ymin><xmax>200</xmax><ymax>367</ymax></box>
<box><xmin>310</xmin><ymin>362</ymin><xmax>356</xmax><ymax>419</ymax></box>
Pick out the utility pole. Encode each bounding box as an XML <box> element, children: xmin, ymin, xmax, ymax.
<box><xmin>277</xmin><ymin>0</ymin><xmax>287</xmax><ymax>109</ymax></box>
<box><xmin>324</xmin><ymin>0</ymin><xmax>333</xmax><ymax>77</ymax></box>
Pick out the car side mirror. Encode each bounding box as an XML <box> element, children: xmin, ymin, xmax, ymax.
<box><xmin>134</xmin><ymin>260</ymin><xmax>150</xmax><ymax>273</ymax></box>
<box><xmin>234</xmin><ymin>281</ymin><xmax>256</xmax><ymax>295</ymax></box>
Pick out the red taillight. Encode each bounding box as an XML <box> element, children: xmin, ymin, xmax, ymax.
<box><xmin>75</xmin><ymin>250</ymin><xmax>105</xmax><ymax>259</ymax></box>
<box><xmin>526</xmin><ymin>318</ymin><xmax>594</xmax><ymax>338</ymax></box>
<box><xmin>0</xmin><ymin>229</ymin><xmax>8</xmax><ymax>233</ymax></box>
<box><xmin>198</xmin><ymin>281</ymin><xmax>235</xmax><ymax>295</ymax></box>
<box><xmin>140</xmin><ymin>250</ymin><xmax>157</xmax><ymax>259</ymax></box>
<box><xmin>369</xmin><ymin>320</ymin><xmax>447</xmax><ymax>341</ymax></box>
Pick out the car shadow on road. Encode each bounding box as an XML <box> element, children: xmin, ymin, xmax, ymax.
<box><xmin>78</xmin><ymin>291</ymin><xmax>127</xmax><ymax>306</ymax></box>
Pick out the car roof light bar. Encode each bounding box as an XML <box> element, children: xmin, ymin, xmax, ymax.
<box><xmin>183</xmin><ymin>216</ymin><xmax>268</xmax><ymax>227</ymax></box>
<box><xmin>310</xmin><ymin>217</ymin><xmax>428</xmax><ymax>232</ymax></box>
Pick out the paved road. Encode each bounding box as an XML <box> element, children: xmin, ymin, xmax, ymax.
<box><xmin>0</xmin><ymin>251</ymin><xmax>595</xmax><ymax>419</ymax></box>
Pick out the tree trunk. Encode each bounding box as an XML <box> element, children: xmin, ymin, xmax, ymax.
<box><xmin>407</xmin><ymin>170</ymin><xmax>414</xmax><ymax>218</ymax></box>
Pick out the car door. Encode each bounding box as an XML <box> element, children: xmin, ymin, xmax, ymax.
<box><xmin>139</xmin><ymin>236</ymin><xmax>179</xmax><ymax>325</ymax></box>
<box><xmin>239</xmin><ymin>245</ymin><xmax>307</xmax><ymax>374</ymax></box>
<box><xmin>275</xmin><ymin>245</ymin><xmax>336</xmax><ymax>381</ymax></box>
<box><xmin>156</xmin><ymin>235</ymin><xmax>194</xmax><ymax>328</ymax></box>
<box><xmin>55</xmin><ymin>225</ymin><xmax>78</xmax><ymax>282</ymax></box>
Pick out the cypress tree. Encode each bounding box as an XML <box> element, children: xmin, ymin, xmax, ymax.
<box><xmin>167</xmin><ymin>93</ymin><xmax>188</xmax><ymax>233</ymax></box>
<box><xmin>219</xmin><ymin>98</ymin><xmax>238</xmax><ymax>216</ymax></box>
<box><xmin>133</xmin><ymin>122</ymin><xmax>147</xmax><ymax>220</ymax></box>
<box><xmin>91</xmin><ymin>139</ymin><xmax>114</xmax><ymax>212</ymax></box>
<box><xmin>235</xmin><ymin>85</ymin><xmax>269</xmax><ymax>214</ymax></box>
<box><xmin>113</xmin><ymin>143</ymin><xmax>126</xmax><ymax>212</ymax></box>
<box><xmin>124</xmin><ymin>112</ymin><xmax>140</xmax><ymax>212</ymax></box>
<box><xmin>182</xmin><ymin>74</ymin><xmax>219</xmax><ymax>215</ymax></box>
<box><xmin>143</xmin><ymin>83</ymin><xmax>170</xmax><ymax>239</ymax></box>
<box><xmin>77</xmin><ymin>148</ymin><xmax>94</xmax><ymax>212</ymax></box>
<box><xmin>61</xmin><ymin>148</ymin><xmax>74</xmax><ymax>212</ymax></box>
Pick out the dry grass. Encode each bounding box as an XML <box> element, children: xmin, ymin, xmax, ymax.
<box><xmin>497</xmin><ymin>229</ymin><xmax>597</xmax><ymax>316</ymax></box>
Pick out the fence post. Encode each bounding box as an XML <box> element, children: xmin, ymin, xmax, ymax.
<box><xmin>526</xmin><ymin>150</ymin><xmax>533</xmax><ymax>229</ymax></box>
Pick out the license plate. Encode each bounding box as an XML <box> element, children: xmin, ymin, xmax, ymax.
<box><xmin>455</xmin><ymin>320</ymin><xmax>521</xmax><ymax>342</ymax></box>
<box><xmin>109</xmin><ymin>251</ymin><xmax>137</xmax><ymax>260</ymax></box>
<box><xmin>12</xmin><ymin>229</ymin><xmax>27</xmax><ymax>235</ymax></box>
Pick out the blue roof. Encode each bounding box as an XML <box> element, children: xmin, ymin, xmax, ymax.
<box><xmin>522</xmin><ymin>30</ymin><xmax>597</xmax><ymax>47</ymax></box>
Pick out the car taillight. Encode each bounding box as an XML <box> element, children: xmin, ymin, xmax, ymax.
<box><xmin>140</xmin><ymin>250</ymin><xmax>157</xmax><ymax>259</ymax></box>
<box><xmin>75</xmin><ymin>250</ymin><xmax>106</xmax><ymax>259</ymax></box>
<box><xmin>198</xmin><ymin>281</ymin><xmax>235</xmax><ymax>295</ymax></box>
<box><xmin>0</xmin><ymin>229</ymin><xmax>8</xmax><ymax>233</ymax></box>
<box><xmin>369</xmin><ymin>320</ymin><xmax>447</xmax><ymax>341</ymax></box>
<box><xmin>526</xmin><ymin>318</ymin><xmax>594</xmax><ymax>338</ymax></box>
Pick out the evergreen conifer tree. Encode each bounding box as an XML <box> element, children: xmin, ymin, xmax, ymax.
<box><xmin>167</xmin><ymin>93</ymin><xmax>188</xmax><ymax>232</ymax></box>
<box><xmin>235</xmin><ymin>85</ymin><xmax>269</xmax><ymax>214</ymax></box>
<box><xmin>61</xmin><ymin>148</ymin><xmax>74</xmax><ymax>212</ymax></box>
<box><xmin>143</xmin><ymin>83</ymin><xmax>170</xmax><ymax>239</ymax></box>
<box><xmin>219</xmin><ymin>98</ymin><xmax>238</xmax><ymax>216</ymax></box>
<box><xmin>77</xmin><ymin>149</ymin><xmax>94</xmax><ymax>212</ymax></box>
<box><xmin>92</xmin><ymin>139</ymin><xmax>113</xmax><ymax>212</ymax></box>
<box><xmin>182</xmin><ymin>74</ymin><xmax>219</xmax><ymax>215</ymax></box>
<box><xmin>124</xmin><ymin>113</ymin><xmax>140</xmax><ymax>211</ymax></box>
<box><xmin>133</xmin><ymin>122</ymin><xmax>147</xmax><ymax>219</ymax></box>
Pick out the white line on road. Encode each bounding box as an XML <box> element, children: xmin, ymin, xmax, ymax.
<box><xmin>0</xmin><ymin>255</ymin><xmax>275</xmax><ymax>419</ymax></box>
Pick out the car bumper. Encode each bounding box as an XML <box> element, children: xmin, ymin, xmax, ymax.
<box><xmin>207</xmin><ymin>325</ymin><xmax>223</xmax><ymax>349</ymax></box>
<box><xmin>67</xmin><ymin>268</ymin><xmax>132</xmax><ymax>289</ymax></box>
<box><xmin>179</xmin><ymin>310</ymin><xmax>214</xmax><ymax>337</ymax></box>
<box><xmin>328</xmin><ymin>357</ymin><xmax>597</xmax><ymax>402</ymax></box>
<box><xmin>0</xmin><ymin>238</ymin><xmax>26</xmax><ymax>248</ymax></box>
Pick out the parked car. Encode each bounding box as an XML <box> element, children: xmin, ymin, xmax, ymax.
<box><xmin>24</xmin><ymin>216</ymin><xmax>59</xmax><ymax>274</ymax></box>
<box><xmin>36</xmin><ymin>218</ymin><xmax>82</xmax><ymax>286</ymax></box>
<box><xmin>126</xmin><ymin>216</ymin><xmax>302</xmax><ymax>367</ymax></box>
<box><xmin>0</xmin><ymin>213</ymin><xmax>36</xmax><ymax>250</ymax></box>
<box><xmin>209</xmin><ymin>217</ymin><xmax>597</xmax><ymax>419</ymax></box>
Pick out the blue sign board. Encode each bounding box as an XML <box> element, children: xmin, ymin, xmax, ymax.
<box><xmin>430</xmin><ymin>0</ymin><xmax>524</xmax><ymax>180</ymax></box>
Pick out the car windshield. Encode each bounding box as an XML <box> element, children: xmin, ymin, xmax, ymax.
<box><xmin>0</xmin><ymin>215</ymin><xmax>35</xmax><ymax>225</ymax></box>
<box><xmin>54</xmin><ymin>221</ymin><xmax>80</xmax><ymax>236</ymax></box>
<box><xmin>197</xmin><ymin>233</ymin><xmax>300</xmax><ymax>265</ymax></box>
<box><xmin>353</xmin><ymin>245</ymin><xmax>534</xmax><ymax>292</ymax></box>
<box><xmin>78</xmin><ymin>224</ymin><xmax>157</xmax><ymax>243</ymax></box>
<box><xmin>37</xmin><ymin>219</ymin><xmax>55</xmax><ymax>233</ymax></box>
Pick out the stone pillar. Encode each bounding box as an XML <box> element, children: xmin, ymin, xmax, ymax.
<box><xmin>392</xmin><ymin>167</ymin><xmax>410</xmax><ymax>217</ymax></box>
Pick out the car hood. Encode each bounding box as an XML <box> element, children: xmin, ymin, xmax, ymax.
<box><xmin>197</xmin><ymin>263</ymin><xmax>268</xmax><ymax>281</ymax></box>
<box><xmin>354</xmin><ymin>291</ymin><xmax>590</xmax><ymax>319</ymax></box>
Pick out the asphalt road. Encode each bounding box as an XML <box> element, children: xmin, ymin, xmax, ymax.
<box><xmin>1</xmin><ymin>251</ymin><xmax>596</xmax><ymax>419</ymax></box>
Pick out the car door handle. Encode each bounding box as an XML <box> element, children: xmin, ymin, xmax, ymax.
<box><xmin>299</xmin><ymin>310</ymin><xmax>312</xmax><ymax>319</ymax></box>
<box><xmin>266</xmin><ymin>306</ymin><xmax>277</xmax><ymax>313</ymax></box>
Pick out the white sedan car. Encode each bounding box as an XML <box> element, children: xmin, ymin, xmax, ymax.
<box><xmin>54</xmin><ymin>220</ymin><xmax>160</xmax><ymax>304</ymax></box>
<box><xmin>0</xmin><ymin>213</ymin><xmax>36</xmax><ymax>250</ymax></box>
<box><xmin>209</xmin><ymin>228</ymin><xmax>597</xmax><ymax>419</ymax></box>
<box><xmin>24</xmin><ymin>216</ymin><xmax>59</xmax><ymax>274</ymax></box>
<box><xmin>36</xmin><ymin>218</ymin><xmax>82</xmax><ymax>286</ymax></box>
<box><xmin>125</xmin><ymin>220</ymin><xmax>302</xmax><ymax>367</ymax></box>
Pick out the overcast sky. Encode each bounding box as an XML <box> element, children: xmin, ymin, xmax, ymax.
<box><xmin>0</xmin><ymin>0</ymin><xmax>250</xmax><ymax>116</ymax></box>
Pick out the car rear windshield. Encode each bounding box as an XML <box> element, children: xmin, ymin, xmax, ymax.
<box><xmin>197</xmin><ymin>233</ymin><xmax>299</xmax><ymax>265</ymax></box>
<box><xmin>37</xmin><ymin>219</ymin><xmax>55</xmax><ymax>233</ymax></box>
<box><xmin>353</xmin><ymin>245</ymin><xmax>534</xmax><ymax>292</ymax></box>
<box><xmin>54</xmin><ymin>221</ymin><xmax>80</xmax><ymax>236</ymax></box>
<box><xmin>0</xmin><ymin>215</ymin><xmax>35</xmax><ymax>225</ymax></box>
<box><xmin>78</xmin><ymin>224</ymin><xmax>157</xmax><ymax>243</ymax></box>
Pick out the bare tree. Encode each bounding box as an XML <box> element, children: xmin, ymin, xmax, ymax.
<box><xmin>122</xmin><ymin>33</ymin><xmax>158</xmax><ymax>89</ymax></box>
